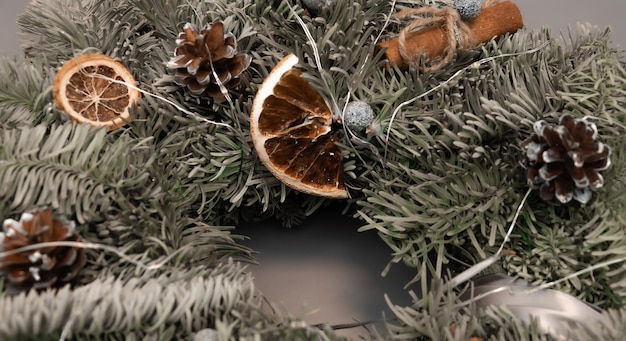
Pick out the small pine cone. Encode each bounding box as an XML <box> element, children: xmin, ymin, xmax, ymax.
<box><xmin>167</xmin><ymin>22</ymin><xmax>252</xmax><ymax>98</ymax></box>
<box><xmin>521</xmin><ymin>114</ymin><xmax>611</xmax><ymax>204</ymax></box>
<box><xmin>0</xmin><ymin>208</ymin><xmax>86</xmax><ymax>292</ymax></box>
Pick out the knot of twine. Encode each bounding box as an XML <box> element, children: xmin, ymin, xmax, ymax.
<box><xmin>395</xmin><ymin>0</ymin><xmax>499</xmax><ymax>71</ymax></box>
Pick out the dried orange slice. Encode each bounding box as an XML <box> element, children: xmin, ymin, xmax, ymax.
<box><xmin>53</xmin><ymin>53</ymin><xmax>141</xmax><ymax>130</ymax></box>
<box><xmin>251</xmin><ymin>54</ymin><xmax>347</xmax><ymax>199</ymax></box>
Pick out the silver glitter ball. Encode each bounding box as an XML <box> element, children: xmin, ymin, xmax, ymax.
<box><xmin>454</xmin><ymin>0</ymin><xmax>482</xmax><ymax>21</ymax></box>
<box><xmin>344</xmin><ymin>101</ymin><xmax>375</xmax><ymax>132</ymax></box>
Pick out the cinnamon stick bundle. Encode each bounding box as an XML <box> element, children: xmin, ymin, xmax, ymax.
<box><xmin>378</xmin><ymin>1</ymin><xmax>524</xmax><ymax>68</ymax></box>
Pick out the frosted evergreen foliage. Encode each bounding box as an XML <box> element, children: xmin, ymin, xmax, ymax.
<box><xmin>0</xmin><ymin>0</ymin><xmax>623</xmax><ymax>339</ymax></box>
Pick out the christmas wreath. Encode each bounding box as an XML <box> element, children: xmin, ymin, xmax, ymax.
<box><xmin>1</xmin><ymin>0</ymin><xmax>625</xmax><ymax>340</ymax></box>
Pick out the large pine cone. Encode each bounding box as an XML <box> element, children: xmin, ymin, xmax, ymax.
<box><xmin>0</xmin><ymin>208</ymin><xmax>86</xmax><ymax>292</ymax></box>
<box><xmin>167</xmin><ymin>22</ymin><xmax>252</xmax><ymax>98</ymax></box>
<box><xmin>521</xmin><ymin>114</ymin><xmax>611</xmax><ymax>204</ymax></box>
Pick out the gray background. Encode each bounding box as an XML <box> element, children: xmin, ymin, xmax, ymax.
<box><xmin>1</xmin><ymin>1</ymin><xmax>625</xmax><ymax>339</ymax></box>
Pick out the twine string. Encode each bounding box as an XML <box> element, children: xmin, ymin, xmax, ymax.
<box><xmin>395</xmin><ymin>0</ymin><xmax>500</xmax><ymax>71</ymax></box>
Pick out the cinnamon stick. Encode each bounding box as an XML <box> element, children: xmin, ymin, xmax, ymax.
<box><xmin>378</xmin><ymin>1</ymin><xmax>524</xmax><ymax>68</ymax></box>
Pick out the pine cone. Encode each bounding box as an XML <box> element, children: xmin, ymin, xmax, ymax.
<box><xmin>167</xmin><ymin>22</ymin><xmax>252</xmax><ymax>98</ymax></box>
<box><xmin>0</xmin><ymin>208</ymin><xmax>86</xmax><ymax>292</ymax></box>
<box><xmin>521</xmin><ymin>114</ymin><xmax>611</xmax><ymax>204</ymax></box>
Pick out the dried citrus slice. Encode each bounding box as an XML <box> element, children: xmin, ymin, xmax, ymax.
<box><xmin>53</xmin><ymin>53</ymin><xmax>140</xmax><ymax>130</ymax></box>
<box><xmin>251</xmin><ymin>54</ymin><xmax>347</xmax><ymax>199</ymax></box>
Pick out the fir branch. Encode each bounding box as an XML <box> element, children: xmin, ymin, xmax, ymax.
<box><xmin>0</xmin><ymin>56</ymin><xmax>57</xmax><ymax>128</ymax></box>
<box><xmin>18</xmin><ymin>0</ymin><xmax>161</xmax><ymax>72</ymax></box>
<box><xmin>0</xmin><ymin>263</ymin><xmax>258</xmax><ymax>340</ymax></box>
<box><xmin>0</xmin><ymin>123</ymin><xmax>159</xmax><ymax>223</ymax></box>
<box><xmin>556</xmin><ymin>25</ymin><xmax>626</xmax><ymax>121</ymax></box>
